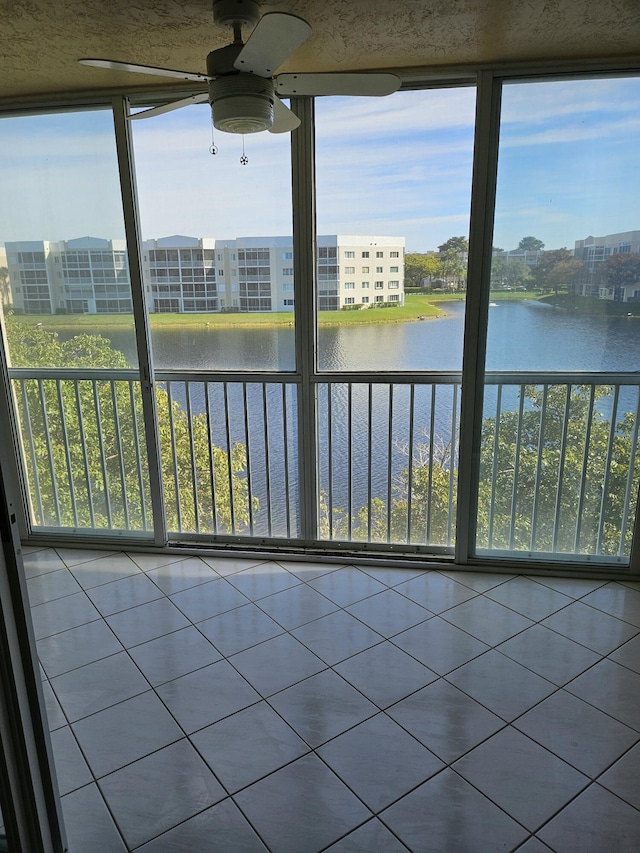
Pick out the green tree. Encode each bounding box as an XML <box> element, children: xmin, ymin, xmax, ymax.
<box><xmin>438</xmin><ymin>236</ymin><xmax>469</xmax><ymax>253</ymax></box>
<box><xmin>490</xmin><ymin>258</ymin><xmax>530</xmax><ymax>290</ymax></box>
<box><xmin>518</xmin><ymin>236</ymin><xmax>545</xmax><ymax>251</ymax></box>
<box><xmin>530</xmin><ymin>248</ymin><xmax>577</xmax><ymax>293</ymax></box>
<box><xmin>438</xmin><ymin>248</ymin><xmax>467</xmax><ymax>290</ymax></box>
<box><xmin>602</xmin><ymin>253</ymin><xmax>640</xmax><ymax>295</ymax></box>
<box><xmin>404</xmin><ymin>252</ymin><xmax>440</xmax><ymax>288</ymax></box>
<box><xmin>4</xmin><ymin>314</ymin><xmax>254</xmax><ymax>533</ymax></box>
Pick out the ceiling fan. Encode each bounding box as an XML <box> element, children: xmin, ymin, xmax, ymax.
<box><xmin>79</xmin><ymin>0</ymin><xmax>401</xmax><ymax>135</ymax></box>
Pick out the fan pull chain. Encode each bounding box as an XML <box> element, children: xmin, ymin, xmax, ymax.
<box><xmin>240</xmin><ymin>136</ymin><xmax>248</xmax><ymax>165</ymax></box>
<box><xmin>209</xmin><ymin>121</ymin><xmax>218</xmax><ymax>155</ymax></box>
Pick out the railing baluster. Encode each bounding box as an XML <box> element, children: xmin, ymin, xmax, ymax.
<box><xmin>327</xmin><ymin>383</ymin><xmax>334</xmax><ymax>540</ymax></box>
<box><xmin>406</xmin><ymin>384</ymin><xmax>416</xmax><ymax>544</ymax></box>
<box><xmin>530</xmin><ymin>384</ymin><xmax>548</xmax><ymax>552</ymax></box>
<box><xmin>262</xmin><ymin>384</ymin><xmax>273</xmax><ymax>538</ymax></box>
<box><xmin>619</xmin><ymin>385</ymin><xmax>640</xmax><ymax>556</ymax></box>
<box><xmin>203</xmin><ymin>382</ymin><xmax>218</xmax><ymax>535</ymax></box>
<box><xmin>347</xmin><ymin>383</ymin><xmax>353</xmax><ymax>542</ymax></box>
<box><xmin>166</xmin><ymin>381</ymin><xmax>182</xmax><ymax>532</ymax></box>
<box><xmin>386</xmin><ymin>384</ymin><xmax>394</xmax><ymax>544</ymax></box>
<box><xmin>574</xmin><ymin>386</ymin><xmax>596</xmax><ymax>553</ymax></box>
<box><xmin>223</xmin><ymin>382</ymin><xmax>236</xmax><ymax>536</ymax></box>
<box><xmin>509</xmin><ymin>386</ymin><xmax>526</xmax><ymax>550</ymax></box>
<box><xmin>487</xmin><ymin>384</ymin><xmax>502</xmax><ymax>549</ymax></box>
<box><xmin>426</xmin><ymin>384</ymin><xmax>436</xmax><ymax>545</ymax></box>
<box><xmin>552</xmin><ymin>384</ymin><xmax>573</xmax><ymax>553</ymax></box>
<box><xmin>282</xmin><ymin>383</ymin><xmax>292</xmax><ymax>538</ymax></box>
<box><xmin>448</xmin><ymin>384</ymin><xmax>459</xmax><ymax>548</ymax></box>
<box><xmin>129</xmin><ymin>381</ymin><xmax>148</xmax><ymax>531</ymax></box>
<box><xmin>92</xmin><ymin>379</ymin><xmax>113</xmax><ymax>529</ymax></box>
<box><xmin>38</xmin><ymin>380</ymin><xmax>61</xmax><ymax>527</ymax></box>
<box><xmin>243</xmin><ymin>383</ymin><xmax>255</xmax><ymax>536</ymax></box>
<box><xmin>74</xmin><ymin>381</ymin><xmax>95</xmax><ymax>528</ymax></box>
<box><xmin>184</xmin><ymin>381</ymin><xmax>200</xmax><ymax>533</ymax></box>
<box><xmin>110</xmin><ymin>380</ymin><xmax>130</xmax><ymax>530</ymax></box>
<box><xmin>597</xmin><ymin>384</ymin><xmax>620</xmax><ymax>555</ymax></box>
<box><xmin>19</xmin><ymin>379</ymin><xmax>45</xmax><ymax>526</ymax></box>
<box><xmin>56</xmin><ymin>380</ymin><xmax>78</xmax><ymax>529</ymax></box>
<box><xmin>367</xmin><ymin>383</ymin><xmax>373</xmax><ymax>542</ymax></box>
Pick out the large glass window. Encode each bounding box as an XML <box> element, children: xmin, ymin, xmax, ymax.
<box><xmin>0</xmin><ymin>109</ymin><xmax>150</xmax><ymax>534</ymax></box>
<box><xmin>314</xmin><ymin>87</ymin><xmax>476</xmax><ymax>547</ymax></box>
<box><xmin>477</xmin><ymin>75</ymin><xmax>640</xmax><ymax>563</ymax></box>
<box><xmin>130</xmin><ymin>105</ymin><xmax>298</xmax><ymax>539</ymax></box>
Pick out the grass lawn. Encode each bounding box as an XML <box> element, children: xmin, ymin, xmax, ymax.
<box><xmin>8</xmin><ymin>291</ymin><xmax>544</xmax><ymax>333</ymax></box>
<box><xmin>11</xmin><ymin>293</ymin><xmax>446</xmax><ymax>331</ymax></box>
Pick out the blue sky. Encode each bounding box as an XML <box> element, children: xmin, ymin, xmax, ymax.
<box><xmin>1</xmin><ymin>76</ymin><xmax>639</xmax><ymax>254</ymax></box>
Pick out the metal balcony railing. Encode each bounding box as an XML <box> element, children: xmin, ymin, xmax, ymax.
<box><xmin>8</xmin><ymin>367</ymin><xmax>640</xmax><ymax>561</ymax></box>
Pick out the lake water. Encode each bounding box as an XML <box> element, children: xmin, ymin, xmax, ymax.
<box><xmin>59</xmin><ymin>300</ymin><xmax>640</xmax><ymax>538</ymax></box>
<box><xmin>94</xmin><ymin>300</ymin><xmax>640</xmax><ymax>373</ymax></box>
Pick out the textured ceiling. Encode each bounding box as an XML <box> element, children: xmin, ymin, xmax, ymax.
<box><xmin>1</xmin><ymin>0</ymin><xmax>640</xmax><ymax>103</ymax></box>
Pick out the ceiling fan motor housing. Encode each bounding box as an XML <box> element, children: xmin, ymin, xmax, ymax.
<box><xmin>209</xmin><ymin>74</ymin><xmax>274</xmax><ymax>133</ymax></box>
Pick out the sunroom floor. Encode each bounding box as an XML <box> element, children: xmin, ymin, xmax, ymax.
<box><xmin>24</xmin><ymin>545</ymin><xmax>640</xmax><ymax>852</ymax></box>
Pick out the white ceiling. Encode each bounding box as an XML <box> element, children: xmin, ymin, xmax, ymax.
<box><xmin>2</xmin><ymin>0</ymin><xmax>640</xmax><ymax>104</ymax></box>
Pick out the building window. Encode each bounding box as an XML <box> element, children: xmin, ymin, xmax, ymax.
<box><xmin>388</xmin><ymin>280</ymin><xmax>399</xmax><ymax>289</ymax></box>
<box><xmin>344</xmin><ymin>250</ymin><xmax>355</xmax><ymax>258</ymax></box>
<box><xmin>388</xmin><ymin>293</ymin><xmax>399</xmax><ymax>301</ymax></box>
<box><xmin>284</xmin><ymin>298</ymin><xmax>294</xmax><ymax>306</ymax></box>
<box><xmin>362</xmin><ymin>266</ymin><xmax>369</xmax><ymax>273</ymax></box>
<box><xmin>218</xmin><ymin>269</ymin><xmax>224</xmax><ymax>276</ymax></box>
<box><xmin>282</xmin><ymin>251</ymin><xmax>293</xmax><ymax>260</ymax></box>
<box><xmin>376</xmin><ymin>251</ymin><xmax>384</xmax><ymax>258</ymax></box>
<box><xmin>375</xmin><ymin>281</ymin><xmax>384</xmax><ymax>289</ymax></box>
<box><xmin>361</xmin><ymin>281</ymin><xmax>369</xmax><ymax>288</ymax></box>
<box><xmin>344</xmin><ymin>266</ymin><xmax>355</xmax><ymax>274</ymax></box>
<box><xmin>344</xmin><ymin>282</ymin><xmax>355</xmax><ymax>289</ymax></box>
<box><xmin>345</xmin><ymin>297</ymin><xmax>355</xmax><ymax>304</ymax></box>
<box><xmin>390</xmin><ymin>266</ymin><xmax>399</xmax><ymax>272</ymax></box>
<box><xmin>362</xmin><ymin>296</ymin><xmax>369</xmax><ymax>303</ymax></box>
<box><xmin>283</xmin><ymin>267</ymin><xmax>294</xmax><ymax>275</ymax></box>
<box><xmin>282</xmin><ymin>283</ymin><xmax>294</xmax><ymax>291</ymax></box>
<box><xmin>376</xmin><ymin>266</ymin><xmax>383</xmax><ymax>273</ymax></box>
<box><xmin>390</xmin><ymin>251</ymin><xmax>399</xmax><ymax>258</ymax></box>
<box><xmin>375</xmin><ymin>295</ymin><xmax>384</xmax><ymax>302</ymax></box>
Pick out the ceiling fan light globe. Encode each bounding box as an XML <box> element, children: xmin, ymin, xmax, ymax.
<box><xmin>209</xmin><ymin>75</ymin><xmax>274</xmax><ymax>134</ymax></box>
<box><xmin>212</xmin><ymin>95</ymin><xmax>273</xmax><ymax>133</ymax></box>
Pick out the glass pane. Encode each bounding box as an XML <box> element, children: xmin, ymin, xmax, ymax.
<box><xmin>314</xmin><ymin>87</ymin><xmax>475</xmax><ymax>547</ymax></box>
<box><xmin>130</xmin><ymin>105</ymin><xmax>299</xmax><ymax>538</ymax></box>
<box><xmin>315</xmin><ymin>87</ymin><xmax>475</xmax><ymax>372</ymax></box>
<box><xmin>477</xmin><ymin>75</ymin><xmax>640</xmax><ymax>563</ymax></box>
<box><xmin>131</xmin><ymin>104</ymin><xmax>294</xmax><ymax>371</ymax></box>
<box><xmin>0</xmin><ymin>109</ymin><xmax>151</xmax><ymax>533</ymax></box>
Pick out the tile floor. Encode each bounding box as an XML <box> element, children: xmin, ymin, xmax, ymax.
<box><xmin>22</xmin><ymin>546</ymin><xmax>640</xmax><ymax>851</ymax></box>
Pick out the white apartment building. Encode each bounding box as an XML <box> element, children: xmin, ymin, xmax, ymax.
<box><xmin>574</xmin><ymin>230</ymin><xmax>640</xmax><ymax>300</ymax></box>
<box><xmin>4</xmin><ymin>234</ymin><xmax>405</xmax><ymax>314</ymax></box>
<box><xmin>142</xmin><ymin>236</ymin><xmax>217</xmax><ymax>313</ymax></box>
<box><xmin>5</xmin><ymin>237</ymin><xmax>131</xmax><ymax>315</ymax></box>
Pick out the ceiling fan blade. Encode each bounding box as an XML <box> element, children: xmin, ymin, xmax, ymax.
<box><xmin>129</xmin><ymin>93</ymin><xmax>209</xmax><ymax>120</ymax></box>
<box><xmin>269</xmin><ymin>97</ymin><xmax>301</xmax><ymax>134</ymax></box>
<box><xmin>78</xmin><ymin>58</ymin><xmax>211</xmax><ymax>83</ymax></box>
<box><xmin>276</xmin><ymin>72</ymin><xmax>401</xmax><ymax>97</ymax></box>
<box><xmin>233</xmin><ymin>12</ymin><xmax>312</xmax><ymax>77</ymax></box>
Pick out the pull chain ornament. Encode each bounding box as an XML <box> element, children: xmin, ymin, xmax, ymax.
<box><xmin>209</xmin><ymin>122</ymin><xmax>218</xmax><ymax>155</ymax></box>
<box><xmin>240</xmin><ymin>136</ymin><xmax>248</xmax><ymax>165</ymax></box>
